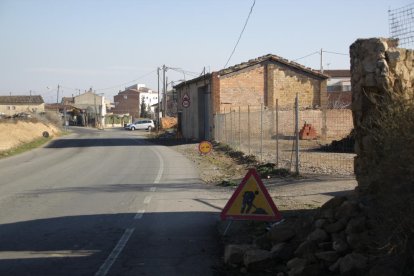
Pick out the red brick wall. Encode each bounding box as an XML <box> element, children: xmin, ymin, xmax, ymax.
<box><xmin>113</xmin><ymin>90</ymin><xmax>140</xmax><ymax>119</ymax></box>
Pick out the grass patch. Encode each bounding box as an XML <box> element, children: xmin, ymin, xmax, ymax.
<box><xmin>0</xmin><ymin>136</ymin><xmax>53</xmax><ymax>159</ymax></box>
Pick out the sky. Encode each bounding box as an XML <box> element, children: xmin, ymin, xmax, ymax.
<box><xmin>0</xmin><ymin>0</ymin><xmax>413</xmax><ymax>103</ymax></box>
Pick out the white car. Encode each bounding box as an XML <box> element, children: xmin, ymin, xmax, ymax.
<box><xmin>125</xmin><ymin>119</ymin><xmax>155</xmax><ymax>131</ymax></box>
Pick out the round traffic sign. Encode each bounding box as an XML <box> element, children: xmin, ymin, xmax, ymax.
<box><xmin>199</xmin><ymin>141</ymin><xmax>213</xmax><ymax>155</ymax></box>
<box><xmin>182</xmin><ymin>100</ymin><xmax>190</xmax><ymax>108</ymax></box>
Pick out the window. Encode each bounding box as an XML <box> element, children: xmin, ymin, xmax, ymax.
<box><xmin>123</xmin><ymin>95</ymin><xmax>128</xmax><ymax>100</ymax></box>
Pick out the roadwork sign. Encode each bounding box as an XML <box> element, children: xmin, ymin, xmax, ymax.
<box><xmin>220</xmin><ymin>169</ymin><xmax>282</xmax><ymax>221</ymax></box>
<box><xmin>199</xmin><ymin>141</ymin><xmax>213</xmax><ymax>155</ymax></box>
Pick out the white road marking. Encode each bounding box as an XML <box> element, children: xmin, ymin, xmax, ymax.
<box><xmin>143</xmin><ymin>196</ymin><xmax>152</xmax><ymax>204</ymax></box>
<box><xmin>96</xmin><ymin>145</ymin><xmax>163</xmax><ymax>275</ymax></box>
<box><xmin>95</xmin><ymin>228</ymin><xmax>135</xmax><ymax>276</ymax></box>
<box><xmin>134</xmin><ymin>210</ymin><xmax>145</xmax><ymax>219</ymax></box>
<box><xmin>152</xmin><ymin>149</ymin><xmax>164</xmax><ymax>184</ymax></box>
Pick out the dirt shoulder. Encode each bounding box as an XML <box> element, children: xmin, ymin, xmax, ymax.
<box><xmin>154</xmin><ymin>139</ymin><xmax>357</xmax><ymax>212</ymax></box>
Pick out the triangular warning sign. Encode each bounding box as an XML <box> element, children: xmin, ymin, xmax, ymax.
<box><xmin>221</xmin><ymin>169</ymin><xmax>282</xmax><ymax>221</ymax></box>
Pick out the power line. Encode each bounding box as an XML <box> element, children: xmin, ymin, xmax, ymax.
<box><xmin>323</xmin><ymin>50</ymin><xmax>349</xmax><ymax>56</ymax></box>
<box><xmin>293</xmin><ymin>51</ymin><xmax>319</xmax><ymax>62</ymax></box>
<box><xmin>223</xmin><ymin>0</ymin><xmax>256</xmax><ymax>68</ymax></box>
<box><xmin>95</xmin><ymin>70</ymin><xmax>157</xmax><ymax>91</ymax></box>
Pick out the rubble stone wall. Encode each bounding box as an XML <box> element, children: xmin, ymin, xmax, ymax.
<box><xmin>350</xmin><ymin>38</ymin><xmax>414</xmax><ymax>191</ymax></box>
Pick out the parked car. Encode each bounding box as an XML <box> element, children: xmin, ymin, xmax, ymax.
<box><xmin>125</xmin><ymin>119</ymin><xmax>155</xmax><ymax>131</ymax></box>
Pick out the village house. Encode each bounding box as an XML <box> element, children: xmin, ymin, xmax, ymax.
<box><xmin>0</xmin><ymin>95</ymin><xmax>45</xmax><ymax>116</ymax></box>
<box><xmin>112</xmin><ymin>84</ymin><xmax>158</xmax><ymax>120</ymax></box>
<box><xmin>323</xmin><ymin>69</ymin><xmax>352</xmax><ymax>108</ymax></box>
<box><xmin>174</xmin><ymin>54</ymin><xmax>329</xmax><ymax>140</ymax></box>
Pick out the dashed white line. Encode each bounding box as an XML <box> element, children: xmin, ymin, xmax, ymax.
<box><xmin>143</xmin><ymin>195</ymin><xmax>152</xmax><ymax>204</ymax></box>
<box><xmin>150</xmin><ymin>187</ymin><xmax>157</xmax><ymax>192</ymax></box>
<box><xmin>95</xmin><ymin>228</ymin><xmax>135</xmax><ymax>276</ymax></box>
<box><xmin>134</xmin><ymin>210</ymin><xmax>145</xmax><ymax>220</ymax></box>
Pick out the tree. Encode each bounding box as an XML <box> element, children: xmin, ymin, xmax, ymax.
<box><xmin>140</xmin><ymin>96</ymin><xmax>148</xmax><ymax>118</ymax></box>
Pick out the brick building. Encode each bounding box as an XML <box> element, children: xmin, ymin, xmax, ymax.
<box><xmin>174</xmin><ymin>54</ymin><xmax>329</xmax><ymax>140</ymax></box>
<box><xmin>112</xmin><ymin>84</ymin><xmax>157</xmax><ymax>120</ymax></box>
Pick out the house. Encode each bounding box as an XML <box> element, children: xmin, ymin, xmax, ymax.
<box><xmin>174</xmin><ymin>54</ymin><xmax>329</xmax><ymax>140</ymax></box>
<box><xmin>323</xmin><ymin>70</ymin><xmax>352</xmax><ymax>108</ymax></box>
<box><xmin>71</xmin><ymin>91</ymin><xmax>106</xmax><ymax>127</ymax></box>
<box><xmin>112</xmin><ymin>84</ymin><xmax>158</xmax><ymax>120</ymax></box>
<box><xmin>0</xmin><ymin>95</ymin><xmax>45</xmax><ymax>116</ymax></box>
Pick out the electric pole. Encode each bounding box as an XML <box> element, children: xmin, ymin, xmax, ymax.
<box><xmin>162</xmin><ymin>65</ymin><xmax>166</xmax><ymax>117</ymax></box>
<box><xmin>166</xmin><ymin>76</ymin><xmax>169</xmax><ymax>116</ymax></box>
<box><xmin>320</xmin><ymin>48</ymin><xmax>323</xmax><ymax>74</ymax></box>
<box><xmin>57</xmin><ymin>84</ymin><xmax>60</xmax><ymax>105</ymax></box>
<box><xmin>157</xmin><ymin>67</ymin><xmax>160</xmax><ymax>131</ymax></box>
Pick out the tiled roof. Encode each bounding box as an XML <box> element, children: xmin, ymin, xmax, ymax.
<box><xmin>219</xmin><ymin>54</ymin><xmax>329</xmax><ymax>79</ymax></box>
<box><xmin>322</xmin><ymin>70</ymin><xmax>351</xmax><ymax>78</ymax></box>
<box><xmin>174</xmin><ymin>54</ymin><xmax>329</xmax><ymax>89</ymax></box>
<box><xmin>0</xmin><ymin>95</ymin><xmax>44</xmax><ymax>104</ymax></box>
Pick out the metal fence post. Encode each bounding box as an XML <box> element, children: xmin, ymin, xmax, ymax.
<box><xmin>230</xmin><ymin>107</ymin><xmax>233</xmax><ymax>147</ymax></box>
<box><xmin>248</xmin><ymin>105</ymin><xmax>251</xmax><ymax>155</ymax></box>
<box><xmin>295</xmin><ymin>94</ymin><xmax>300</xmax><ymax>174</ymax></box>
<box><xmin>224</xmin><ymin>108</ymin><xmax>227</xmax><ymax>143</ymax></box>
<box><xmin>260</xmin><ymin>103</ymin><xmax>263</xmax><ymax>162</ymax></box>
<box><xmin>276</xmin><ymin>99</ymin><xmax>279</xmax><ymax>167</ymax></box>
<box><xmin>238</xmin><ymin>106</ymin><xmax>241</xmax><ymax>150</ymax></box>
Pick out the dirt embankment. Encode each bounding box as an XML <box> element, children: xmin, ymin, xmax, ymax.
<box><xmin>0</xmin><ymin>120</ymin><xmax>60</xmax><ymax>151</ymax></box>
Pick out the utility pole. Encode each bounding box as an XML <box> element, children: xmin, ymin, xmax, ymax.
<box><xmin>57</xmin><ymin>85</ymin><xmax>60</xmax><ymax>105</ymax></box>
<box><xmin>56</xmin><ymin>85</ymin><xmax>60</xmax><ymax>113</ymax></box>
<box><xmin>162</xmin><ymin>65</ymin><xmax>166</xmax><ymax>117</ymax></box>
<box><xmin>320</xmin><ymin>48</ymin><xmax>323</xmax><ymax>74</ymax></box>
<box><xmin>166</xmin><ymin>76</ymin><xmax>169</xmax><ymax>116</ymax></box>
<box><xmin>157</xmin><ymin>67</ymin><xmax>160</xmax><ymax>131</ymax></box>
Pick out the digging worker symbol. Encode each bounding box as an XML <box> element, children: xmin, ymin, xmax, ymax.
<box><xmin>241</xmin><ymin>190</ymin><xmax>258</xmax><ymax>214</ymax></box>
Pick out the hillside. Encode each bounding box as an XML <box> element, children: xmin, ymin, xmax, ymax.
<box><xmin>0</xmin><ymin>120</ymin><xmax>60</xmax><ymax>151</ymax></box>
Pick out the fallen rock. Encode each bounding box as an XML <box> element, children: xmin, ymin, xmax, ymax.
<box><xmin>332</xmin><ymin>238</ymin><xmax>348</xmax><ymax>253</ymax></box>
<box><xmin>321</xmin><ymin>196</ymin><xmax>347</xmax><ymax>210</ymax></box>
<box><xmin>369</xmin><ymin>263</ymin><xmax>400</xmax><ymax>276</ymax></box>
<box><xmin>324</xmin><ymin>217</ymin><xmax>348</xmax><ymax>233</ymax></box>
<box><xmin>315</xmin><ymin>251</ymin><xmax>340</xmax><ymax>262</ymax></box>
<box><xmin>271</xmin><ymin>242</ymin><xmax>295</xmax><ymax>261</ymax></box>
<box><xmin>254</xmin><ymin>234</ymin><xmax>272</xmax><ymax>250</ymax></box>
<box><xmin>346</xmin><ymin>231</ymin><xmax>371</xmax><ymax>250</ymax></box>
<box><xmin>345</xmin><ymin>216</ymin><xmax>366</xmax><ymax>234</ymax></box>
<box><xmin>287</xmin><ymin>257</ymin><xmax>307</xmax><ymax>270</ymax></box>
<box><xmin>339</xmin><ymin>253</ymin><xmax>368</xmax><ymax>274</ymax></box>
<box><xmin>267</xmin><ymin>225</ymin><xmax>296</xmax><ymax>244</ymax></box>
<box><xmin>317</xmin><ymin>242</ymin><xmax>332</xmax><ymax>250</ymax></box>
<box><xmin>319</xmin><ymin>208</ymin><xmax>334</xmax><ymax>219</ymax></box>
<box><xmin>307</xmin><ymin>228</ymin><xmax>329</xmax><ymax>243</ymax></box>
<box><xmin>243</xmin><ymin>249</ymin><xmax>272</xmax><ymax>268</ymax></box>
<box><xmin>294</xmin><ymin>240</ymin><xmax>318</xmax><ymax>257</ymax></box>
<box><xmin>224</xmin><ymin>244</ymin><xmax>255</xmax><ymax>265</ymax></box>
<box><xmin>335</xmin><ymin>200</ymin><xmax>360</xmax><ymax>219</ymax></box>
<box><xmin>314</xmin><ymin>218</ymin><xmax>327</xmax><ymax>229</ymax></box>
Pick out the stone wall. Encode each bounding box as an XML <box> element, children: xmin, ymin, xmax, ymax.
<box><xmin>350</xmin><ymin>38</ymin><xmax>414</xmax><ymax>191</ymax></box>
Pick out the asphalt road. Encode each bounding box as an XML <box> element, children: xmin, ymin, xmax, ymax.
<box><xmin>0</xmin><ymin>127</ymin><xmax>222</xmax><ymax>276</ymax></box>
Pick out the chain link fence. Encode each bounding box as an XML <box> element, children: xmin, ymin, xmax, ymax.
<box><xmin>214</xmin><ymin>96</ymin><xmax>355</xmax><ymax>176</ymax></box>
